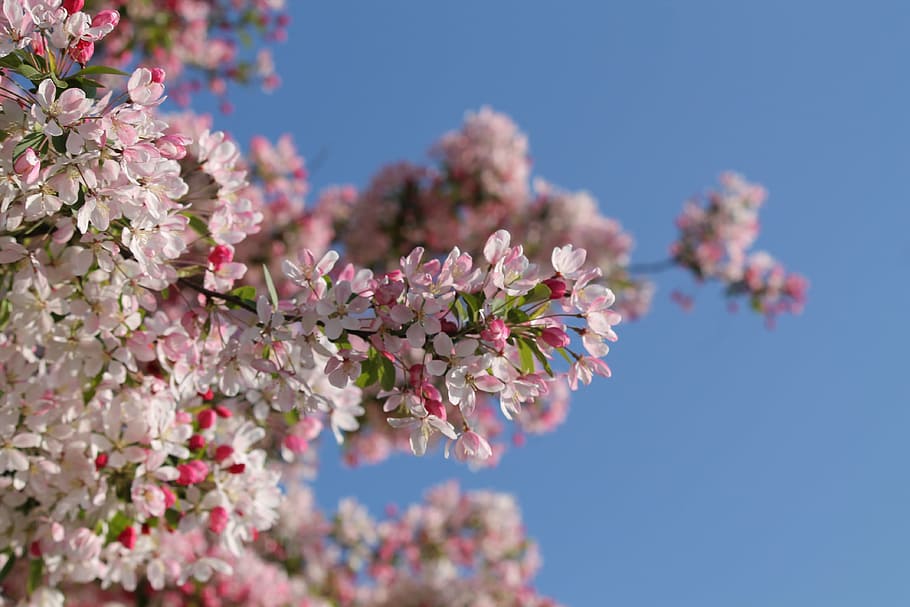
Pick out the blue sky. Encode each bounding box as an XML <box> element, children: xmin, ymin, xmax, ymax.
<box><xmin>210</xmin><ymin>2</ymin><xmax>910</xmax><ymax>605</ymax></box>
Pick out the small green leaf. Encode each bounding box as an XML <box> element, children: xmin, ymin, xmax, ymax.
<box><xmin>26</xmin><ymin>559</ymin><xmax>43</xmax><ymax>594</ymax></box>
<box><xmin>378</xmin><ymin>354</ymin><xmax>396</xmax><ymax>391</ymax></box>
<box><xmin>186</xmin><ymin>213</ymin><xmax>210</xmax><ymax>237</ymax></box>
<box><xmin>50</xmin><ymin>133</ymin><xmax>68</xmax><ymax>154</ymax></box>
<box><xmin>461</xmin><ymin>291</ymin><xmax>484</xmax><ymax>322</ymax></box>
<box><xmin>13</xmin><ymin>132</ymin><xmax>45</xmax><ymax>159</ymax></box>
<box><xmin>355</xmin><ymin>350</ymin><xmax>381</xmax><ymax>388</ymax></box>
<box><xmin>0</xmin><ymin>55</ymin><xmax>22</xmax><ymax>70</ymax></box>
<box><xmin>18</xmin><ymin>63</ymin><xmax>42</xmax><ymax>81</ymax></box>
<box><xmin>0</xmin><ymin>553</ymin><xmax>15</xmax><ymax>583</ymax></box>
<box><xmin>227</xmin><ymin>285</ymin><xmax>257</xmax><ymax>309</ymax></box>
<box><xmin>70</xmin><ymin>65</ymin><xmax>129</xmax><ymax>77</ymax></box>
<box><xmin>262</xmin><ymin>264</ymin><xmax>280</xmax><ymax>308</ymax></box>
<box><xmin>528</xmin><ymin>339</ymin><xmax>554</xmax><ymax>376</ymax></box>
<box><xmin>105</xmin><ymin>511</ymin><xmax>132</xmax><ymax>543</ymax></box>
<box><xmin>164</xmin><ymin>509</ymin><xmax>181</xmax><ymax>528</ymax></box>
<box><xmin>516</xmin><ymin>339</ymin><xmax>536</xmax><ymax>375</ymax></box>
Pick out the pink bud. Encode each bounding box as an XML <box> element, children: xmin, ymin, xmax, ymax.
<box><xmin>214</xmin><ymin>445</ymin><xmax>234</xmax><ymax>463</ymax></box>
<box><xmin>118</xmin><ymin>526</ymin><xmax>137</xmax><ymax>549</ymax></box>
<box><xmin>188</xmin><ymin>434</ymin><xmax>205</xmax><ymax>451</ymax></box>
<box><xmin>480</xmin><ymin>318</ymin><xmax>510</xmax><ymax>350</ymax></box>
<box><xmin>440</xmin><ymin>318</ymin><xmax>458</xmax><ymax>334</ymax></box>
<box><xmin>94</xmin><ymin>452</ymin><xmax>108</xmax><ymax>471</ymax></box>
<box><xmin>542</xmin><ymin>277</ymin><xmax>568</xmax><ymax>299</ymax></box>
<box><xmin>283</xmin><ymin>434</ymin><xmax>308</xmax><ymax>454</ymax></box>
<box><xmin>454</xmin><ymin>431</ymin><xmax>493</xmax><ymax>463</ymax></box>
<box><xmin>176</xmin><ymin>460</ymin><xmax>209</xmax><ymax>486</ymax></box>
<box><xmin>91</xmin><ymin>9</ymin><xmax>120</xmax><ymax>30</ymax></box>
<box><xmin>157</xmin><ymin>134</ymin><xmax>189</xmax><ymax>160</ymax></box>
<box><xmin>68</xmin><ymin>39</ymin><xmax>94</xmax><ymax>64</ymax></box>
<box><xmin>227</xmin><ymin>463</ymin><xmax>245</xmax><ymax>474</ymax></box>
<box><xmin>208</xmin><ymin>506</ymin><xmax>229</xmax><ymax>534</ymax></box>
<box><xmin>540</xmin><ymin>327</ymin><xmax>570</xmax><ymax>348</ymax></box>
<box><xmin>197</xmin><ymin>408</ymin><xmax>216</xmax><ymax>429</ymax></box>
<box><xmin>214</xmin><ymin>405</ymin><xmax>232</xmax><ymax>418</ymax></box>
<box><xmin>14</xmin><ymin>148</ymin><xmax>40</xmax><ymax>185</ymax></box>
<box><xmin>425</xmin><ymin>400</ymin><xmax>447</xmax><ymax>421</ymax></box>
<box><xmin>207</xmin><ymin>245</ymin><xmax>233</xmax><ymax>271</ymax></box>
<box><xmin>62</xmin><ymin>0</ymin><xmax>84</xmax><ymax>13</ymax></box>
<box><xmin>407</xmin><ymin>364</ymin><xmax>424</xmax><ymax>387</ymax></box>
<box><xmin>150</xmin><ymin>67</ymin><xmax>166</xmax><ymax>84</ymax></box>
<box><xmin>161</xmin><ymin>485</ymin><xmax>176</xmax><ymax>509</ymax></box>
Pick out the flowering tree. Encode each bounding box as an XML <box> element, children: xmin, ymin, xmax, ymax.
<box><xmin>0</xmin><ymin>2</ymin><xmax>806</xmax><ymax>605</ymax></box>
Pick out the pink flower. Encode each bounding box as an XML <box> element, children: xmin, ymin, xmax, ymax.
<box><xmin>480</xmin><ymin>317</ymin><xmax>510</xmax><ymax>351</ymax></box>
<box><xmin>208</xmin><ymin>506</ymin><xmax>229</xmax><ymax>534</ymax></box>
<box><xmin>62</xmin><ymin>0</ymin><xmax>84</xmax><ymax>13</ymax></box>
<box><xmin>14</xmin><ymin>148</ymin><xmax>40</xmax><ymax>185</ymax></box>
<box><xmin>540</xmin><ymin>327</ymin><xmax>570</xmax><ymax>348</ymax></box>
<box><xmin>453</xmin><ymin>431</ymin><xmax>493</xmax><ymax>463</ymax></box>
<box><xmin>128</xmin><ymin>67</ymin><xmax>166</xmax><ymax>106</ymax></box>
<box><xmin>176</xmin><ymin>460</ymin><xmax>209</xmax><ymax>486</ymax></box>
<box><xmin>68</xmin><ymin>39</ymin><xmax>94</xmax><ymax>64</ymax></box>
<box><xmin>117</xmin><ymin>526</ymin><xmax>137</xmax><ymax>549</ymax></box>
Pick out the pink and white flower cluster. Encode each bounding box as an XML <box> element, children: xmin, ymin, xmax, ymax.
<box><xmin>87</xmin><ymin>0</ymin><xmax>287</xmax><ymax>109</ymax></box>
<box><xmin>671</xmin><ymin>172</ymin><xmax>807</xmax><ymax>322</ymax></box>
<box><xmin>0</xmin><ymin>7</ymin><xmax>618</xmax><ymax>599</ymax></box>
<box><xmin>44</xmin><ymin>482</ymin><xmax>562</xmax><ymax>607</ymax></box>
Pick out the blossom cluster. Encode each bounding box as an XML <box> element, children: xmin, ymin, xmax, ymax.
<box><xmin>0</xmin><ymin>6</ymin><xmax>618</xmax><ymax>598</ymax></box>
<box><xmin>7</xmin><ymin>482</ymin><xmax>560</xmax><ymax>607</ymax></box>
<box><xmin>671</xmin><ymin>172</ymin><xmax>808</xmax><ymax>323</ymax></box>
<box><xmin>86</xmin><ymin>0</ymin><xmax>287</xmax><ymax>109</ymax></box>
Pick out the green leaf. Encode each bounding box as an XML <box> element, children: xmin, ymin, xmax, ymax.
<box><xmin>50</xmin><ymin>133</ymin><xmax>68</xmax><ymax>154</ymax></box>
<box><xmin>18</xmin><ymin>63</ymin><xmax>42</xmax><ymax>81</ymax></box>
<box><xmin>556</xmin><ymin>347</ymin><xmax>573</xmax><ymax>365</ymax></box>
<box><xmin>13</xmin><ymin>132</ymin><xmax>45</xmax><ymax>159</ymax></box>
<box><xmin>461</xmin><ymin>291</ymin><xmax>484</xmax><ymax>322</ymax></box>
<box><xmin>507</xmin><ymin>307</ymin><xmax>530</xmax><ymax>324</ymax></box>
<box><xmin>186</xmin><ymin>213</ymin><xmax>210</xmax><ymax>237</ymax></box>
<box><xmin>105</xmin><ymin>511</ymin><xmax>132</xmax><ymax>543</ymax></box>
<box><xmin>528</xmin><ymin>339</ymin><xmax>554</xmax><ymax>376</ymax></box>
<box><xmin>227</xmin><ymin>285</ymin><xmax>257</xmax><ymax>309</ymax></box>
<box><xmin>355</xmin><ymin>351</ymin><xmax>380</xmax><ymax>388</ymax></box>
<box><xmin>27</xmin><ymin>559</ymin><xmax>43</xmax><ymax>594</ymax></box>
<box><xmin>70</xmin><ymin>65</ymin><xmax>129</xmax><ymax>77</ymax></box>
<box><xmin>0</xmin><ymin>55</ymin><xmax>22</xmax><ymax>70</ymax></box>
<box><xmin>516</xmin><ymin>339</ymin><xmax>536</xmax><ymax>375</ymax></box>
<box><xmin>525</xmin><ymin>282</ymin><xmax>552</xmax><ymax>304</ymax></box>
<box><xmin>378</xmin><ymin>354</ymin><xmax>396</xmax><ymax>391</ymax></box>
<box><xmin>50</xmin><ymin>72</ymin><xmax>67</xmax><ymax>89</ymax></box>
<box><xmin>0</xmin><ymin>553</ymin><xmax>15</xmax><ymax>583</ymax></box>
<box><xmin>164</xmin><ymin>509</ymin><xmax>181</xmax><ymax>528</ymax></box>
<box><xmin>262</xmin><ymin>264</ymin><xmax>279</xmax><ymax>308</ymax></box>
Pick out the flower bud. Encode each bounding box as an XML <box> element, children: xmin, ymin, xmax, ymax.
<box><xmin>425</xmin><ymin>400</ymin><xmax>447</xmax><ymax>421</ymax></box>
<box><xmin>214</xmin><ymin>445</ymin><xmax>234</xmax><ymax>463</ymax></box>
<box><xmin>540</xmin><ymin>327</ymin><xmax>570</xmax><ymax>348</ymax></box>
<box><xmin>62</xmin><ymin>0</ymin><xmax>84</xmax><ymax>13</ymax></box>
<box><xmin>208</xmin><ymin>506</ymin><xmax>229</xmax><ymax>534</ymax></box>
<box><xmin>207</xmin><ymin>245</ymin><xmax>233</xmax><ymax>271</ymax></box>
<box><xmin>91</xmin><ymin>9</ymin><xmax>120</xmax><ymax>30</ymax></box>
<box><xmin>14</xmin><ymin>148</ymin><xmax>40</xmax><ymax>185</ymax></box>
<box><xmin>118</xmin><ymin>526</ymin><xmax>137</xmax><ymax>549</ymax></box>
<box><xmin>197</xmin><ymin>408</ymin><xmax>216</xmax><ymax>429</ymax></box>
<box><xmin>176</xmin><ymin>461</ymin><xmax>209</xmax><ymax>486</ymax></box>
<box><xmin>188</xmin><ymin>434</ymin><xmax>205</xmax><ymax>451</ymax></box>
<box><xmin>542</xmin><ymin>277</ymin><xmax>568</xmax><ymax>299</ymax></box>
<box><xmin>69</xmin><ymin>39</ymin><xmax>94</xmax><ymax>64</ymax></box>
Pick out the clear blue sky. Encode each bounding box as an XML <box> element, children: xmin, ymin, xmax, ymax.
<box><xmin>210</xmin><ymin>2</ymin><xmax>910</xmax><ymax>605</ymax></box>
